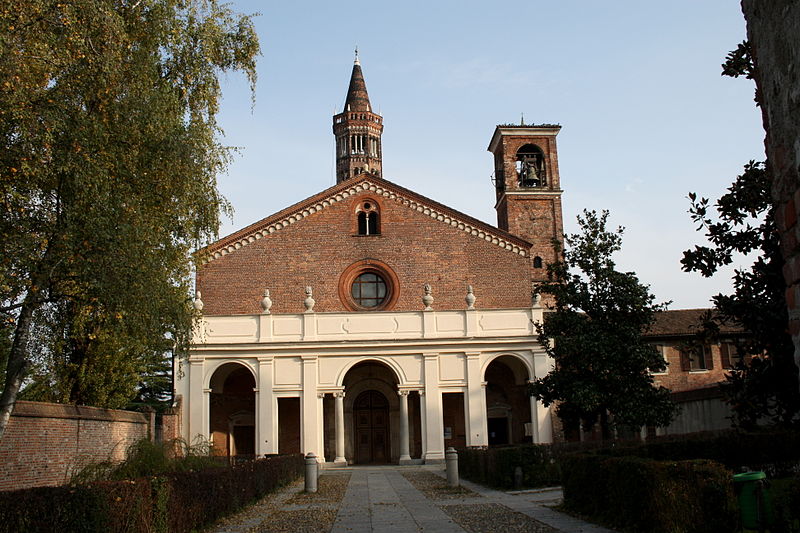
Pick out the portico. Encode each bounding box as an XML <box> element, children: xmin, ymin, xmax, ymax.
<box><xmin>179</xmin><ymin>300</ymin><xmax>554</xmax><ymax>463</ymax></box>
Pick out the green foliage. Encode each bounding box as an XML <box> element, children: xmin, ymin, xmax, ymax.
<box><xmin>530</xmin><ymin>210</ymin><xmax>677</xmax><ymax>437</ymax></box>
<box><xmin>0</xmin><ymin>453</ymin><xmax>304</xmax><ymax>533</ymax></box>
<box><xmin>721</xmin><ymin>41</ymin><xmax>755</xmax><ymax>80</ymax></box>
<box><xmin>561</xmin><ymin>454</ymin><xmax>737</xmax><ymax>533</ymax></box>
<box><xmin>683</xmin><ymin>161</ymin><xmax>800</xmax><ymax>428</ymax></box>
<box><xmin>70</xmin><ymin>438</ymin><xmax>220</xmax><ymax>484</ymax></box>
<box><xmin>0</xmin><ymin>0</ymin><xmax>260</xmax><ymax>425</ymax></box>
<box><xmin>770</xmin><ymin>476</ymin><xmax>800</xmax><ymax>533</ymax></box>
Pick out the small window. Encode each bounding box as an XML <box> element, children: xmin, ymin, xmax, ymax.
<box><xmin>356</xmin><ymin>200</ymin><xmax>380</xmax><ymax>235</ymax></box>
<box><xmin>650</xmin><ymin>344</ymin><xmax>668</xmax><ymax>375</ymax></box>
<box><xmin>680</xmin><ymin>345</ymin><xmax>712</xmax><ymax>372</ymax></box>
<box><xmin>721</xmin><ymin>342</ymin><xmax>750</xmax><ymax>369</ymax></box>
<box><xmin>533</xmin><ymin>256</ymin><xmax>543</xmax><ymax>269</ymax></box>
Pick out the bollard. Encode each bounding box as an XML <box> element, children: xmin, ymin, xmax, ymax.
<box><xmin>514</xmin><ymin>466</ymin><xmax>523</xmax><ymax>490</ymax></box>
<box><xmin>305</xmin><ymin>452</ymin><xmax>318</xmax><ymax>493</ymax></box>
<box><xmin>445</xmin><ymin>447</ymin><xmax>459</xmax><ymax>487</ymax></box>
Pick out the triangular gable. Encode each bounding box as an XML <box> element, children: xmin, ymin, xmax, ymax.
<box><xmin>199</xmin><ymin>175</ymin><xmax>532</xmax><ymax>264</ymax></box>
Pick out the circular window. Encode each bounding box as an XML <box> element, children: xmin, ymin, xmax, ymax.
<box><xmin>351</xmin><ymin>272</ymin><xmax>387</xmax><ymax>308</ymax></box>
<box><xmin>339</xmin><ymin>259</ymin><xmax>399</xmax><ymax>311</ymax></box>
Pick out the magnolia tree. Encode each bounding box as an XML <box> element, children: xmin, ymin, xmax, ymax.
<box><xmin>530</xmin><ymin>210</ymin><xmax>676</xmax><ymax>439</ymax></box>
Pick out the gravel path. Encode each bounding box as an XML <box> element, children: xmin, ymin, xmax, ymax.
<box><xmin>442</xmin><ymin>503</ymin><xmax>559</xmax><ymax>533</ymax></box>
<box><xmin>400</xmin><ymin>470</ymin><xmax>479</xmax><ymax>500</ymax></box>
<box><xmin>207</xmin><ymin>473</ymin><xmax>350</xmax><ymax>533</ymax></box>
<box><xmin>208</xmin><ymin>467</ymin><xmax>610</xmax><ymax>533</ymax></box>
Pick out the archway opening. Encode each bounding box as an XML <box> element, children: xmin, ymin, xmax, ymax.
<box><xmin>484</xmin><ymin>356</ymin><xmax>532</xmax><ymax>445</ymax></box>
<box><xmin>209</xmin><ymin>363</ymin><xmax>255</xmax><ymax>458</ymax></box>
<box><xmin>331</xmin><ymin>360</ymin><xmax>421</xmax><ymax>464</ymax></box>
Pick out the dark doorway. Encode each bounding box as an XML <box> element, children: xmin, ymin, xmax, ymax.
<box><xmin>232</xmin><ymin>426</ymin><xmax>255</xmax><ymax>455</ymax></box>
<box><xmin>488</xmin><ymin>417</ymin><xmax>509</xmax><ymax>445</ymax></box>
<box><xmin>278</xmin><ymin>398</ymin><xmax>301</xmax><ymax>454</ymax></box>
<box><xmin>442</xmin><ymin>392</ymin><xmax>466</xmax><ymax>449</ymax></box>
<box><xmin>354</xmin><ymin>390</ymin><xmax>389</xmax><ymax>464</ymax></box>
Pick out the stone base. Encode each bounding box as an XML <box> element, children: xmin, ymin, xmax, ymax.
<box><xmin>399</xmin><ymin>458</ymin><xmax>423</xmax><ymax>465</ymax></box>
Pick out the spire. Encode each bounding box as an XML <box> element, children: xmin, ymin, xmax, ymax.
<box><xmin>333</xmin><ymin>55</ymin><xmax>384</xmax><ymax>183</ymax></box>
<box><xmin>344</xmin><ymin>52</ymin><xmax>371</xmax><ymax>112</ymax></box>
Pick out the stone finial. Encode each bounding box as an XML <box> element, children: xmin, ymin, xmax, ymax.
<box><xmin>260</xmin><ymin>289</ymin><xmax>273</xmax><ymax>314</ymax></box>
<box><xmin>193</xmin><ymin>291</ymin><xmax>204</xmax><ymax>311</ymax></box>
<box><xmin>465</xmin><ymin>285</ymin><xmax>476</xmax><ymax>310</ymax></box>
<box><xmin>304</xmin><ymin>286</ymin><xmax>316</xmax><ymax>313</ymax></box>
<box><xmin>422</xmin><ymin>283</ymin><xmax>434</xmax><ymax>311</ymax></box>
<box><xmin>532</xmin><ymin>292</ymin><xmax>542</xmax><ymax>308</ymax></box>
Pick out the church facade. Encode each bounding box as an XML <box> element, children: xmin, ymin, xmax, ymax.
<box><xmin>176</xmin><ymin>56</ymin><xmax>564</xmax><ymax>463</ymax></box>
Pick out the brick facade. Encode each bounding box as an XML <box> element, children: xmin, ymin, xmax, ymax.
<box><xmin>197</xmin><ymin>176</ymin><xmax>535</xmax><ymax>315</ymax></box>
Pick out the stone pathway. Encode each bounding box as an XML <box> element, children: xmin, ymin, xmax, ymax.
<box><xmin>209</xmin><ymin>465</ymin><xmax>616</xmax><ymax>533</ymax></box>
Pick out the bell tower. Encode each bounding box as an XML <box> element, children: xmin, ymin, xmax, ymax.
<box><xmin>489</xmin><ymin>122</ymin><xmax>564</xmax><ymax>279</ymax></box>
<box><xmin>333</xmin><ymin>52</ymin><xmax>384</xmax><ymax>183</ymax></box>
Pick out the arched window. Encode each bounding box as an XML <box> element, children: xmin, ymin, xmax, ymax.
<box><xmin>516</xmin><ymin>144</ymin><xmax>546</xmax><ymax>188</ymax></box>
<box><xmin>356</xmin><ymin>200</ymin><xmax>380</xmax><ymax>235</ymax></box>
<box><xmin>533</xmin><ymin>256</ymin><xmax>543</xmax><ymax>269</ymax></box>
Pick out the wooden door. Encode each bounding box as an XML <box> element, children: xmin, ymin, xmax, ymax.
<box><xmin>354</xmin><ymin>390</ymin><xmax>390</xmax><ymax>463</ymax></box>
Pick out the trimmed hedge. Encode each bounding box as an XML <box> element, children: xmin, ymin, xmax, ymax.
<box><xmin>459</xmin><ymin>429</ymin><xmax>800</xmax><ymax>491</ymax></box>
<box><xmin>458</xmin><ymin>444</ymin><xmax>563</xmax><ymax>489</ymax></box>
<box><xmin>598</xmin><ymin>430</ymin><xmax>800</xmax><ymax>476</ymax></box>
<box><xmin>0</xmin><ymin>453</ymin><xmax>304</xmax><ymax>533</ymax></box>
<box><xmin>561</xmin><ymin>454</ymin><xmax>737</xmax><ymax>533</ymax></box>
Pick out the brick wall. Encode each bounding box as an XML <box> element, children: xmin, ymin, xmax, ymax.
<box><xmin>0</xmin><ymin>401</ymin><xmax>149</xmax><ymax>491</ymax></box>
<box><xmin>198</xmin><ymin>187</ymin><xmax>534</xmax><ymax>315</ymax></box>
<box><xmin>742</xmin><ymin>0</ymin><xmax>800</xmax><ymax>371</ymax></box>
<box><xmin>652</xmin><ymin>343</ymin><xmax>731</xmax><ymax>393</ymax></box>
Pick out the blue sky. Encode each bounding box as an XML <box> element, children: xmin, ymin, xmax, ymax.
<box><xmin>214</xmin><ymin>1</ymin><xmax>763</xmax><ymax>309</ymax></box>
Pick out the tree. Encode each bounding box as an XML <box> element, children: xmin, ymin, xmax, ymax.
<box><xmin>0</xmin><ymin>0</ymin><xmax>260</xmax><ymax>438</ymax></box>
<box><xmin>530</xmin><ymin>210</ymin><xmax>676</xmax><ymax>439</ymax></box>
<box><xmin>683</xmin><ymin>164</ymin><xmax>800</xmax><ymax>428</ymax></box>
<box><xmin>681</xmin><ymin>43</ymin><xmax>800</xmax><ymax>429</ymax></box>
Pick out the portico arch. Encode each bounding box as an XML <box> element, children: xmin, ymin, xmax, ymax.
<box><xmin>483</xmin><ymin>354</ymin><xmax>533</xmax><ymax>445</ymax></box>
<box><xmin>335</xmin><ymin>356</ymin><xmax>407</xmax><ymax>387</ymax></box>
<box><xmin>208</xmin><ymin>362</ymin><xmax>256</xmax><ymax>458</ymax></box>
<box><xmin>326</xmin><ymin>360</ymin><xmax>420</xmax><ymax>464</ymax></box>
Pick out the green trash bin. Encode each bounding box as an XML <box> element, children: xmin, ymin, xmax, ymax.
<box><xmin>733</xmin><ymin>471</ymin><xmax>773</xmax><ymax>530</ymax></box>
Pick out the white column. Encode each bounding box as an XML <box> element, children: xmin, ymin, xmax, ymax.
<box><xmin>301</xmin><ymin>355</ymin><xmax>321</xmax><ymax>458</ymax></box>
<box><xmin>465</xmin><ymin>352</ymin><xmax>488</xmax><ymax>447</ymax></box>
<box><xmin>258</xmin><ymin>357</ymin><xmax>277</xmax><ymax>455</ymax></box>
<box><xmin>533</xmin><ymin>350</ymin><xmax>555</xmax><ymax>443</ymax></box>
<box><xmin>423</xmin><ymin>352</ymin><xmax>444</xmax><ymax>463</ymax></box>
<box><xmin>188</xmin><ymin>359</ymin><xmax>205</xmax><ymax>443</ymax></box>
<box><xmin>202</xmin><ymin>388</ymin><xmax>211</xmax><ymax>445</ymax></box>
<box><xmin>529</xmin><ymin>394</ymin><xmax>541</xmax><ymax>443</ymax></box>
<box><xmin>398</xmin><ymin>390</ymin><xmax>412</xmax><ymax>464</ymax></box>
<box><xmin>317</xmin><ymin>393</ymin><xmax>325</xmax><ymax>460</ymax></box>
<box><xmin>334</xmin><ymin>391</ymin><xmax>346</xmax><ymax>464</ymax></box>
<box><xmin>419</xmin><ymin>391</ymin><xmax>427</xmax><ymax>457</ymax></box>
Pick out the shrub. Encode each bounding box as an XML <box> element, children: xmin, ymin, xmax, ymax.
<box><xmin>561</xmin><ymin>454</ymin><xmax>737</xmax><ymax>533</ymax></box>
<box><xmin>70</xmin><ymin>438</ymin><xmax>221</xmax><ymax>484</ymax></box>
<box><xmin>0</xmin><ymin>453</ymin><xmax>304</xmax><ymax>533</ymax></box>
